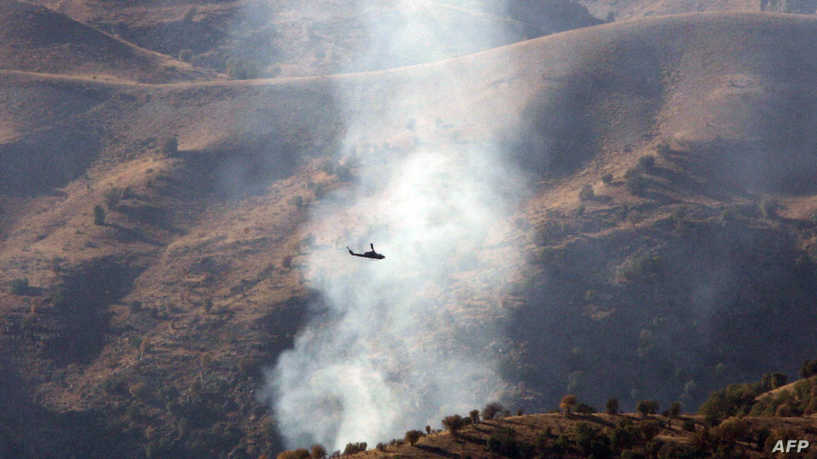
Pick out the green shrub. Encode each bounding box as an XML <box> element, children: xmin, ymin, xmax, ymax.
<box><xmin>93</xmin><ymin>205</ymin><xmax>106</xmax><ymax>225</ymax></box>
<box><xmin>602</xmin><ymin>173</ymin><xmax>614</xmax><ymax>184</ymax></box>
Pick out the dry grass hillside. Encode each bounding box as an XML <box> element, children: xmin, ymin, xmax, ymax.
<box><xmin>3</xmin><ymin>8</ymin><xmax>817</xmax><ymax>457</ymax></box>
<box><xmin>580</xmin><ymin>0</ymin><xmax>817</xmax><ymax>21</ymax></box>
<box><xmin>25</xmin><ymin>0</ymin><xmax>601</xmax><ymax>77</ymax></box>
<box><xmin>0</xmin><ymin>1</ymin><xmax>218</xmax><ymax>83</ymax></box>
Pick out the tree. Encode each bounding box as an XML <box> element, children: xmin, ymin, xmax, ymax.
<box><xmin>425</xmin><ymin>425</ymin><xmax>431</xmax><ymax>434</ymax></box>
<box><xmin>606</xmin><ymin>398</ymin><xmax>619</xmax><ymax>415</ymax></box>
<box><xmin>341</xmin><ymin>442</ymin><xmax>366</xmax><ymax>455</ymax></box>
<box><xmin>637</xmin><ymin>400</ymin><xmax>659</xmax><ymax>417</ymax></box>
<box><xmin>94</xmin><ymin>205</ymin><xmax>106</xmax><ymax>225</ymax></box>
<box><xmin>801</xmin><ymin>359</ymin><xmax>817</xmax><ymax>378</ymax></box>
<box><xmin>404</xmin><ymin>430</ymin><xmax>423</xmax><ymax>446</ymax></box>
<box><xmin>483</xmin><ymin>402</ymin><xmax>505</xmax><ymax>420</ymax></box>
<box><xmin>442</xmin><ymin>415</ymin><xmax>465</xmax><ymax>434</ymax></box>
<box><xmin>669</xmin><ymin>401</ymin><xmax>682</xmax><ymax>418</ymax></box>
<box><xmin>560</xmin><ymin>394</ymin><xmax>577</xmax><ymax>416</ymax></box>
<box><xmin>442</xmin><ymin>415</ymin><xmax>466</xmax><ymax>436</ymax></box>
<box><xmin>469</xmin><ymin>409</ymin><xmax>480</xmax><ymax>424</ymax></box>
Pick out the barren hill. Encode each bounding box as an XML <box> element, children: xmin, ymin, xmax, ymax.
<box><xmin>580</xmin><ymin>0</ymin><xmax>817</xmax><ymax>21</ymax></box>
<box><xmin>2</xmin><ymin>10</ymin><xmax>817</xmax><ymax>457</ymax></box>
<box><xmin>25</xmin><ymin>0</ymin><xmax>602</xmax><ymax>77</ymax></box>
<box><xmin>0</xmin><ymin>1</ymin><xmax>218</xmax><ymax>83</ymax></box>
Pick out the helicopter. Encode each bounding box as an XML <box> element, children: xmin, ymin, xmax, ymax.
<box><xmin>347</xmin><ymin>243</ymin><xmax>385</xmax><ymax>260</ymax></box>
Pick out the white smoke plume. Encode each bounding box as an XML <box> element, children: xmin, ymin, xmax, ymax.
<box><xmin>265</xmin><ymin>0</ymin><xmax>529</xmax><ymax>451</ymax></box>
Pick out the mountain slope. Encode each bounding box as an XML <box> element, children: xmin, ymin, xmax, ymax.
<box><xmin>0</xmin><ymin>1</ymin><xmax>219</xmax><ymax>83</ymax></box>
<box><xmin>2</xmin><ymin>11</ymin><xmax>817</xmax><ymax>457</ymax></box>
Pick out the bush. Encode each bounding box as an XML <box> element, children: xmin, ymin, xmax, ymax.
<box><xmin>669</xmin><ymin>401</ymin><xmax>681</xmax><ymax>418</ymax></box>
<box><xmin>699</xmin><ymin>383</ymin><xmax>759</xmax><ymax>421</ymax></box>
<box><xmin>579</xmin><ymin>184</ymin><xmax>595</xmax><ymax>201</ymax></box>
<box><xmin>225</xmin><ymin>57</ymin><xmax>261</xmax><ymax>79</ymax></box>
<box><xmin>611</xmin><ymin>424</ymin><xmax>639</xmax><ymax>450</ymax></box>
<box><xmin>404</xmin><ymin>430</ymin><xmax>423</xmax><ymax>446</ymax></box>
<box><xmin>93</xmin><ymin>205</ymin><xmax>106</xmax><ymax>225</ymax></box>
<box><xmin>639</xmin><ymin>420</ymin><xmax>660</xmax><ymax>441</ymax></box>
<box><xmin>469</xmin><ymin>409</ymin><xmax>480</xmax><ymax>424</ymax></box>
<box><xmin>636</xmin><ymin>400</ymin><xmax>659</xmax><ymax>417</ymax></box>
<box><xmin>441</xmin><ymin>415</ymin><xmax>466</xmax><ymax>436</ymax></box>
<box><xmin>341</xmin><ymin>442</ymin><xmax>366</xmax><ymax>455</ymax></box>
<box><xmin>574</xmin><ymin>423</ymin><xmax>611</xmax><ymax>457</ymax></box>
<box><xmin>487</xmin><ymin>428</ymin><xmax>520</xmax><ymax>457</ymax></box>
<box><xmin>760</xmin><ymin>372</ymin><xmax>788</xmax><ymax>390</ymax></box>
<box><xmin>576</xmin><ymin>403</ymin><xmax>595</xmax><ymax>414</ymax></box>
<box><xmin>104</xmin><ymin>187</ymin><xmax>123</xmax><ymax>210</ymax></box>
<box><xmin>602</xmin><ymin>173</ymin><xmax>613</xmax><ymax>185</ymax></box>
<box><xmin>10</xmin><ymin>278</ymin><xmax>29</xmax><ymax>295</ymax></box>
<box><xmin>560</xmin><ymin>394</ymin><xmax>577</xmax><ymax>415</ymax></box>
<box><xmin>625</xmin><ymin>172</ymin><xmax>648</xmax><ymax>195</ymax></box>
<box><xmin>483</xmin><ymin>402</ymin><xmax>505</xmax><ymax>420</ymax></box>
<box><xmin>683</xmin><ymin>419</ymin><xmax>696</xmax><ymax>432</ymax></box>
<box><xmin>711</xmin><ymin>417</ymin><xmax>750</xmax><ymax>443</ymax></box>
<box><xmin>606</xmin><ymin>398</ymin><xmax>619</xmax><ymax>415</ymax></box>
<box><xmin>800</xmin><ymin>359</ymin><xmax>817</xmax><ymax>378</ymax></box>
<box><xmin>637</xmin><ymin>155</ymin><xmax>656</xmax><ymax>171</ymax></box>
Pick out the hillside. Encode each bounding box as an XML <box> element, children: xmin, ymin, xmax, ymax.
<box><xmin>25</xmin><ymin>0</ymin><xmax>601</xmax><ymax>77</ymax></box>
<box><xmin>579</xmin><ymin>0</ymin><xmax>817</xmax><ymax>21</ymax></box>
<box><xmin>3</xmin><ymin>9</ymin><xmax>817</xmax><ymax>457</ymax></box>
<box><xmin>0</xmin><ymin>1</ymin><xmax>218</xmax><ymax>83</ymax></box>
<box><xmin>336</xmin><ymin>411</ymin><xmax>817</xmax><ymax>458</ymax></box>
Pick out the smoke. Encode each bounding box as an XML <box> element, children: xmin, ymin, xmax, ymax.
<box><xmin>263</xmin><ymin>0</ymin><xmax>529</xmax><ymax>451</ymax></box>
